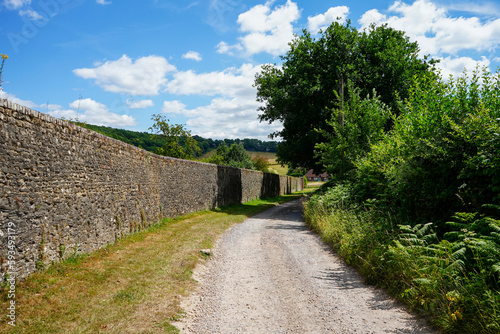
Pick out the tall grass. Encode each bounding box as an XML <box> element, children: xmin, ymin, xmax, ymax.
<box><xmin>304</xmin><ymin>184</ymin><xmax>500</xmax><ymax>333</ymax></box>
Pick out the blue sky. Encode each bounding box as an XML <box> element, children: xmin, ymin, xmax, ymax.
<box><xmin>1</xmin><ymin>0</ymin><xmax>500</xmax><ymax>140</ymax></box>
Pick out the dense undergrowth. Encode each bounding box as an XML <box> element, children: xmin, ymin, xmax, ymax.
<box><xmin>304</xmin><ymin>69</ymin><xmax>500</xmax><ymax>333</ymax></box>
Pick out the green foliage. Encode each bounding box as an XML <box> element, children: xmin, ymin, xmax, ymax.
<box><xmin>149</xmin><ymin>114</ymin><xmax>201</xmax><ymax>159</ymax></box>
<box><xmin>255</xmin><ymin>21</ymin><xmax>434</xmax><ymax>170</ymax></box>
<box><xmin>206</xmin><ymin>142</ymin><xmax>254</xmax><ymax>169</ymax></box>
<box><xmin>314</xmin><ymin>83</ymin><xmax>391</xmax><ymax>181</ymax></box>
<box><xmin>303</xmin><ymin>67</ymin><xmax>500</xmax><ymax>333</ymax></box>
<box><xmin>251</xmin><ymin>154</ymin><xmax>270</xmax><ymax>172</ymax></box>
<box><xmin>356</xmin><ymin>68</ymin><xmax>500</xmax><ymax>221</ymax></box>
<box><xmin>305</xmin><ymin>189</ymin><xmax>500</xmax><ymax>333</ymax></box>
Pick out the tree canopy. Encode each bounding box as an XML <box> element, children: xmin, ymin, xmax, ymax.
<box><xmin>255</xmin><ymin>21</ymin><xmax>436</xmax><ymax>170</ymax></box>
<box><xmin>149</xmin><ymin>113</ymin><xmax>201</xmax><ymax>159</ymax></box>
<box><xmin>207</xmin><ymin>142</ymin><xmax>255</xmax><ymax>169</ymax></box>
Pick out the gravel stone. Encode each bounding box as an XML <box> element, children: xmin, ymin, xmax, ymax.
<box><xmin>175</xmin><ymin>199</ymin><xmax>435</xmax><ymax>333</ymax></box>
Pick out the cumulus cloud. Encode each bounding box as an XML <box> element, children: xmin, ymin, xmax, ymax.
<box><xmin>0</xmin><ymin>90</ymin><xmax>135</xmax><ymax>127</ymax></box>
<box><xmin>73</xmin><ymin>55</ymin><xmax>176</xmax><ymax>96</ymax></box>
<box><xmin>96</xmin><ymin>0</ymin><xmax>111</xmax><ymax>5</ymax></box>
<box><xmin>358</xmin><ymin>0</ymin><xmax>500</xmax><ymax>79</ymax></box>
<box><xmin>359</xmin><ymin>0</ymin><xmax>500</xmax><ymax>56</ymax></box>
<box><xmin>216</xmin><ymin>41</ymin><xmax>243</xmax><ymax>55</ymax></box>
<box><xmin>166</xmin><ymin>63</ymin><xmax>261</xmax><ymax>99</ymax></box>
<box><xmin>308</xmin><ymin>6</ymin><xmax>349</xmax><ymax>33</ymax></box>
<box><xmin>126</xmin><ymin>99</ymin><xmax>154</xmax><ymax>109</ymax></box>
<box><xmin>159</xmin><ymin>63</ymin><xmax>280</xmax><ymax>140</ymax></box>
<box><xmin>162</xmin><ymin>100</ymin><xmax>188</xmax><ymax>115</ymax></box>
<box><xmin>170</xmin><ymin>97</ymin><xmax>282</xmax><ymax>140</ymax></box>
<box><xmin>218</xmin><ymin>0</ymin><xmax>301</xmax><ymax>56</ymax></box>
<box><xmin>436</xmin><ymin>56</ymin><xmax>491</xmax><ymax>78</ymax></box>
<box><xmin>182</xmin><ymin>51</ymin><xmax>202</xmax><ymax>61</ymax></box>
<box><xmin>48</xmin><ymin>98</ymin><xmax>136</xmax><ymax>127</ymax></box>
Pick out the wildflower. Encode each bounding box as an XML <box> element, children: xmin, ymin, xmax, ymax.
<box><xmin>0</xmin><ymin>54</ymin><xmax>7</xmax><ymax>89</ymax></box>
<box><xmin>451</xmin><ymin>310</ymin><xmax>463</xmax><ymax>321</ymax></box>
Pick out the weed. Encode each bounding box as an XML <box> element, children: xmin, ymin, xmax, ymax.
<box><xmin>59</xmin><ymin>245</ymin><xmax>66</xmax><ymax>259</ymax></box>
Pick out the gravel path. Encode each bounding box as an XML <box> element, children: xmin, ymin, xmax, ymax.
<box><xmin>174</xmin><ymin>199</ymin><xmax>435</xmax><ymax>333</ymax></box>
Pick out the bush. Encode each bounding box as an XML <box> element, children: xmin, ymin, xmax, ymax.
<box><xmin>355</xmin><ymin>68</ymin><xmax>500</xmax><ymax>222</ymax></box>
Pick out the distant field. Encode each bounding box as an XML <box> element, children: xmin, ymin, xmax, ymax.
<box><xmin>247</xmin><ymin>151</ymin><xmax>289</xmax><ymax>175</ymax></box>
<box><xmin>199</xmin><ymin>150</ymin><xmax>289</xmax><ymax>175</ymax></box>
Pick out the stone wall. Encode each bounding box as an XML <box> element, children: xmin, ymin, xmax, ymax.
<box><xmin>0</xmin><ymin>99</ymin><xmax>303</xmax><ymax>279</ymax></box>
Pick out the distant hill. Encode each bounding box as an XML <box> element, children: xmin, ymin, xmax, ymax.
<box><xmin>74</xmin><ymin>122</ymin><xmax>279</xmax><ymax>156</ymax></box>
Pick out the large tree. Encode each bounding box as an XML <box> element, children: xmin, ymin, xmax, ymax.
<box><xmin>255</xmin><ymin>21</ymin><xmax>436</xmax><ymax>170</ymax></box>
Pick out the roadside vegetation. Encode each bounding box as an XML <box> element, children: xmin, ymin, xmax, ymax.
<box><xmin>0</xmin><ymin>190</ymin><xmax>314</xmax><ymax>334</ymax></box>
<box><xmin>256</xmin><ymin>20</ymin><xmax>500</xmax><ymax>333</ymax></box>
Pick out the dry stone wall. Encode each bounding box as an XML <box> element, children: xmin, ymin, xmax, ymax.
<box><xmin>0</xmin><ymin>99</ymin><xmax>303</xmax><ymax>280</ymax></box>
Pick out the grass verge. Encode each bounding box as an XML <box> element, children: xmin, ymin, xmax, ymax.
<box><xmin>0</xmin><ymin>189</ymin><xmax>315</xmax><ymax>334</ymax></box>
<box><xmin>304</xmin><ymin>184</ymin><xmax>500</xmax><ymax>333</ymax></box>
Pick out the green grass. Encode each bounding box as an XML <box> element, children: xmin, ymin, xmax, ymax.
<box><xmin>304</xmin><ymin>184</ymin><xmax>500</xmax><ymax>333</ymax></box>
<box><xmin>0</xmin><ymin>189</ymin><xmax>315</xmax><ymax>334</ymax></box>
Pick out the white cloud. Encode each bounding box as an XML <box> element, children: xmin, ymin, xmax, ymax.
<box><xmin>359</xmin><ymin>9</ymin><xmax>387</xmax><ymax>28</ymax></box>
<box><xmin>435</xmin><ymin>56</ymin><xmax>491</xmax><ymax>78</ymax></box>
<box><xmin>19</xmin><ymin>8</ymin><xmax>43</xmax><ymax>20</ymax></box>
<box><xmin>182</xmin><ymin>51</ymin><xmax>202</xmax><ymax>61</ymax></box>
<box><xmin>73</xmin><ymin>55</ymin><xmax>176</xmax><ymax>96</ymax></box>
<box><xmin>216</xmin><ymin>41</ymin><xmax>243</xmax><ymax>55</ymax></box>
<box><xmin>179</xmin><ymin>97</ymin><xmax>282</xmax><ymax>140</ymax></box>
<box><xmin>161</xmin><ymin>63</ymin><xmax>281</xmax><ymax>140</ymax></box>
<box><xmin>166</xmin><ymin>63</ymin><xmax>260</xmax><ymax>99</ymax></box>
<box><xmin>218</xmin><ymin>0</ymin><xmax>301</xmax><ymax>56</ymax></box>
<box><xmin>48</xmin><ymin>98</ymin><xmax>136</xmax><ymax>127</ymax></box>
<box><xmin>359</xmin><ymin>0</ymin><xmax>500</xmax><ymax>57</ymax></box>
<box><xmin>0</xmin><ymin>91</ymin><xmax>136</xmax><ymax>127</ymax></box>
<box><xmin>162</xmin><ymin>100</ymin><xmax>187</xmax><ymax>115</ymax></box>
<box><xmin>96</xmin><ymin>0</ymin><xmax>111</xmax><ymax>5</ymax></box>
<box><xmin>3</xmin><ymin>0</ymin><xmax>30</xmax><ymax>10</ymax></box>
<box><xmin>308</xmin><ymin>6</ymin><xmax>349</xmax><ymax>33</ymax></box>
<box><xmin>0</xmin><ymin>90</ymin><xmax>38</xmax><ymax>109</ymax></box>
<box><xmin>126</xmin><ymin>99</ymin><xmax>154</xmax><ymax>109</ymax></box>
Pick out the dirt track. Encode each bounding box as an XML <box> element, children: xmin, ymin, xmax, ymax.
<box><xmin>174</xmin><ymin>199</ymin><xmax>435</xmax><ymax>333</ymax></box>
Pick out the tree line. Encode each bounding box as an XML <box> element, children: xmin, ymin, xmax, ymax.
<box><xmin>75</xmin><ymin>120</ymin><xmax>278</xmax><ymax>156</ymax></box>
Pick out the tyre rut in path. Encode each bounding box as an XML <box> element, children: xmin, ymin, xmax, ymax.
<box><xmin>174</xmin><ymin>199</ymin><xmax>435</xmax><ymax>333</ymax></box>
